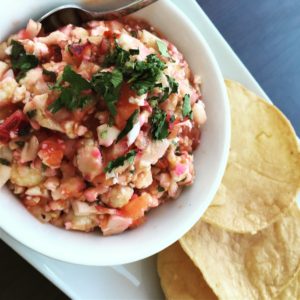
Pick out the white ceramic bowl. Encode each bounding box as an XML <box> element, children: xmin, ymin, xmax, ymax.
<box><xmin>0</xmin><ymin>0</ymin><xmax>230</xmax><ymax>266</ymax></box>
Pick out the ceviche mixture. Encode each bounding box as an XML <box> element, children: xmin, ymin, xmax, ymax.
<box><xmin>0</xmin><ymin>18</ymin><xmax>206</xmax><ymax>235</ymax></box>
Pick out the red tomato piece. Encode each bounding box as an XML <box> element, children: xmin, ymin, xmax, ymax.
<box><xmin>38</xmin><ymin>138</ymin><xmax>65</xmax><ymax>168</ymax></box>
<box><xmin>114</xmin><ymin>84</ymin><xmax>139</xmax><ymax>129</ymax></box>
<box><xmin>0</xmin><ymin>110</ymin><xmax>27</xmax><ymax>143</ymax></box>
<box><xmin>121</xmin><ymin>194</ymin><xmax>149</xmax><ymax>220</ymax></box>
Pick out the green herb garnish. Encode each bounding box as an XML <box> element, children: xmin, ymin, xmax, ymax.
<box><xmin>0</xmin><ymin>158</ymin><xmax>10</xmax><ymax>166</ymax></box>
<box><xmin>156</xmin><ymin>40</ymin><xmax>170</xmax><ymax>58</ymax></box>
<box><xmin>182</xmin><ymin>94</ymin><xmax>193</xmax><ymax>119</ymax></box>
<box><xmin>91</xmin><ymin>69</ymin><xmax>123</xmax><ymax>116</ymax></box>
<box><xmin>48</xmin><ymin>65</ymin><xmax>93</xmax><ymax>113</ymax></box>
<box><xmin>10</xmin><ymin>40</ymin><xmax>39</xmax><ymax>81</ymax></box>
<box><xmin>104</xmin><ymin>150</ymin><xmax>137</xmax><ymax>173</ymax></box>
<box><xmin>103</xmin><ymin>43</ymin><xmax>166</xmax><ymax>96</ymax></box>
<box><xmin>128</xmin><ymin>54</ymin><xmax>166</xmax><ymax>95</ymax></box>
<box><xmin>116</xmin><ymin>109</ymin><xmax>139</xmax><ymax>142</ymax></box>
<box><xmin>151</xmin><ymin>107</ymin><xmax>169</xmax><ymax>140</ymax></box>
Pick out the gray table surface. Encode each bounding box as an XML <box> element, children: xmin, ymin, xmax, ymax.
<box><xmin>1</xmin><ymin>1</ymin><xmax>299</xmax><ymax>299</ymax></box>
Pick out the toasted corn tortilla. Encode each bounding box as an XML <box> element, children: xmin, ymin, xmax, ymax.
<box><xmin>180</xmin><ymin>206</ymin><xmax>300</xmax><ymax>300</ymax></box>
<box><xmin>276</xmin><ymin>270</ymin><xmax>300</xmax><ymax>300</ymax></box>
<box><xmin>203</xmin><ymin>80</ymin><xmax>300</xmax><ymax>233</ymax></box>
<box><xmin>157</xmin><ymin>242</ymin><xmax>217</xmax><ymax>300</ymax></box>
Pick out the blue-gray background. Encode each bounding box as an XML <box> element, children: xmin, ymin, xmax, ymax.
<box><xmin>0</xmin><ymin>1</ymin><xmax>299</xmax><ymax>299</ymax></box>
<box><xmin>197</xmin><ymin>0</ymin><xmax>300</xmax><ymax>134</ymax></box>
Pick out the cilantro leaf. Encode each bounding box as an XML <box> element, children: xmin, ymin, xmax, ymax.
<box><xmin>151</xmin><ymin>107</ymin><xmax>169</xmax><ymax>140</ymax></box>
<box><xmin>103</xmin><ymin>42</ymin><xmax>166</xmax><ymax>96</ymax></box>
<box><xmin>116</xmin><ymin>109</ymin><xmax>139</xmax><ymax>142</ymax></box>
<box><xmin>182</xmin><ymin>94</ymin><xmax>193</xmax><ymax>119</ymax></box>
<box><xmin>104</xmin><ymin>150</ymin><xmax>137</xmax><ymax>173</ymax></box>
<box><xmin>128</xmin><ymin>54</ymin><xmax>166</xmax><ymax>95</ymax></box>
<box><xmin>48</xmin><ymin>65</ymin><xmax>92</xmax><ymax>113</ymax></box>
<box><xmin>62</xmin><ymin>65</ymin><xmax>91</xmax><ymax>91</ymax></box>
<box><xmin>167</xmin><ymin>75</ymin><xmax>179</xmax><ymax>94</ymax></box>
<box><xmin>48</xmin><ymin>87</ymin><xmax>92</xmax><ymax>113</ymax></box>
<box><xmin>91</xmin><ymin>69</ymin><xmax>123</xmax><ymax>116</ymax></box>
<box><xmin>103</xmin><ymin>42</ymin><xmax>131</xmax><ymax>70</ymax></box>
<box><xmin>156</xmin><ymin>40</ymin><xmax>170</xmax><ymax>58</ymax></box>
<box><xmin>10</xmin><ymin>40</ymin><xmax>39</xmax><ymax>81</ymax></box>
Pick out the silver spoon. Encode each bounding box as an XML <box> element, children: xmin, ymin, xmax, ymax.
<box><xmin>39</xmin><ymin>0</ymin><xmax>158</xmax><ymax>33</ymax></box>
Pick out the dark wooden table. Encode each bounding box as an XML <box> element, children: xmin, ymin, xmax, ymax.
<box><xmin>1</xmin><ymin>1</ymin><xmax>299</xmax><ymax>299</ymax></box>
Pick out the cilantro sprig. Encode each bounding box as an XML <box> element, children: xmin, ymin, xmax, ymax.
<box><xmin>116</xmin><ymin>109</ymin><xmax>139</xmax><ymax>142</ymax></box>
<box><xmin>151</xmin><ymin>107</ymin><xmax>169</xmax><ymax>140</ymax></box>
<box><xmin>48</xmin><ymin>65</ymin><xmax>93</xmax><ymax>113</ymax></box>
<box><xmin>10</xmin><ymin>40</ymin><xmax>39</xmax><ymax>81</ymax></box>
<box><xmin>91</xmin><ymin>69</ymin><xmax>123</xmax><ymax>116</ymax></box>
<box><xmin>127</xmin><ymin>54</ymin><xmax>166</xmax><ymax>95</ymax></box>
<box><xmin>103</xmin><ymin>42</ymin><xmax>166</xmax><ymax>96</ymax></box>
<box><xmin>104</xmin><ymin>150</ymin><xmax>137</xmax><ymax>173</ymax></box>
<box><xmin>104</xmin><ymin>42</ymin><xmax>139</xmax><ymax>71</ymax></box>
<box><xmin>182</xmin><ymin>94</ymin><xmax>193</xmax><ymax>119</ymax></box>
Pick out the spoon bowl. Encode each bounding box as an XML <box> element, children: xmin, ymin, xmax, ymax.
<box><xmin>39</xmin><ymin>0</ymin><xmax>157</xmax><ymax>32</ymax></box>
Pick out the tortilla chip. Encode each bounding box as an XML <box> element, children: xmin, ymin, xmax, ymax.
<box><xmin>157</xmin><ymin>242</ymin><xmax>217</xmax><ymax>300</ymax></box>
<box><xmin>180</xmin><ymin>206</ymin><xmax>300</xmax><ymax>300</ymax></box>
<box><xmin>203</xmin><ymin>80</ymin><xmax>300</xmax><ymax>233</ymax></box>
<box><xmin>276</xmin><ymin>271</ymin><xmax>300</xmax><ymax>300</ymax></box>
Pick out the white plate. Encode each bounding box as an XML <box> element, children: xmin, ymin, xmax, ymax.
<box><xmin>0</xmin><ymin>0</ymin><xmax>281</xmax><ymax>299</ymax></box>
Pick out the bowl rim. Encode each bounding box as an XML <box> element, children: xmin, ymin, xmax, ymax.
<box><xmin>0</xmin><ymin>0</ymin><xmax>230</xmax><ymax>266</ymax></box>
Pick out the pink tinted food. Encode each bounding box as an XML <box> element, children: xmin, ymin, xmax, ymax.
<box><xmin>0</xmin><ymin>18</ymin><xmax>207</xmax><ymax>235</ymax></box>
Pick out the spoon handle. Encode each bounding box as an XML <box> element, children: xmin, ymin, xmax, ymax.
<box><xmin>40</xmin><ymin>0</ymin><xmax>158</xmax><ymax>33</ymax></box>
<box><xmin>90</xmin><ymin>0</ymin><xmax>158</xmax><ymax>19</ymax></box>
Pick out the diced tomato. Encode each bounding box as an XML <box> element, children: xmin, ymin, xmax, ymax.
<box><xmin>0</xmin><ymin>110</ymin><xmax>27</xmax><ymax>143</ymax></box>
<box><xmin>23</xmin><ymin>198</ymin><xmax>39</xmax><ymax>207</ymax></box>
<box><xmin>99</xmin><ymin>38</ymin><xmax>110</xmax><ymax>55</ymax></box>
<box><xmin>155</xmin><ymin>157</ymin><xmax>169</xmax><ymax>169</ymax></box>
<box><xmin>102</xmin><ymin>139</ymin><xmax>128</xmax><ymax>162</ymax></box>
<box><xmin>59</xmin><ymin>177</ymin><xmax>85</xmax><ymax>198</ymax></box>
<box><xmin>48</xmin><ymin>45</ymin><xmax>62</xmax><ymax>62</ymax></box>
<box><xmin>115</xmin><ymin>84</ymin><xmax>139</xmax><ymax>129</ymax></box>
<box><xmin>18</xmin><ymin>29</ymin><xmax>31</xmax><ymax>39</ymax></box>
<box><xmin>38</xmin><ymin>138</ymin><xmax>65</xmax><ymax>168</ymax></box>
<box><xmin>130</xmin><ymin>216</ymin><xmax>146</xmax><ymax>229</ymax></box>
<box><xmin>121</xmin><ymin>194</ymin><xmax>149</xmax><ymax>220</ymax></box>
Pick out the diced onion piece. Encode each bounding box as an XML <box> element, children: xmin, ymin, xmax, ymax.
<box><xmin>10</xmin><ymin>164</ymin><xmax>43</xmax><ymax>187</ymax></box>
<box><xmin>140</xmin><ymin>139</ymin><xmax>170</xmax><ymax>165</ymax></box>
<box><xmin>72</xmin><ymin>200</ymin><xmax>98</xmax><ymax>216</ymax></box>
<box><xmin>97</xmin><ymin>124</ymin><xmax>120</xmax><ymax>147</ymax></box>
<box><xmin>192</xmin><ymin>101</ymin><xmax>207</xmax><ymax>126</ymax></box>
<box><xmin>0</xmin><ymin>164</ymin><xmax>11</xmax><ymax>188</ymax></box>
<box><xmin>127</xmin><ymin>121</ymin><xmax>141</xmax><ymax>146</ymax></box>
<box><xmin>20</xmin><ymin>136</ymin><xmax>39</xmax><ymax>163</ymax></box>
<box><xmin>101</xmin><ymin>215</ymin><xmax>132</xmax><ymax>236</ymax></box>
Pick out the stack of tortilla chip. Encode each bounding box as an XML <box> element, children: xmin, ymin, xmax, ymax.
<box><xmin>157</xmin><ymin>80</ymin><xmax>300</xmax><ymax>300</ymax></box>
